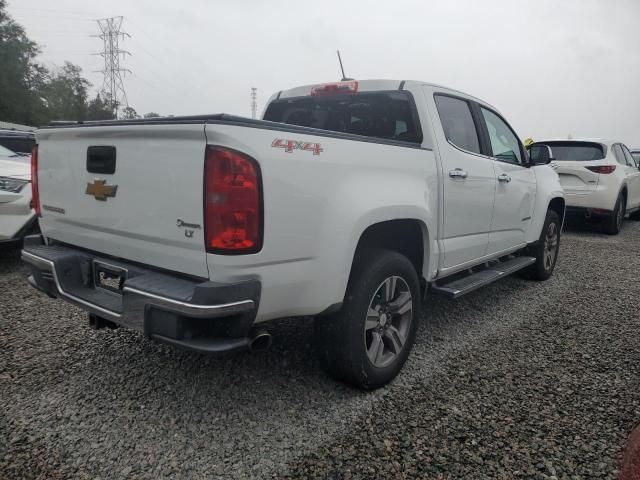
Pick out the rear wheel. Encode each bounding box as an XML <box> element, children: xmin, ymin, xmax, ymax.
<box><xmin>603</xmin><ymin>193</ymin><xmax>625</xmax><ymax>235</ymax></box>
<box><xmin>315</xmin><ymin>249</ymin><xmax>421</xmax><ymax>389</ymax></box>
<box><xmin>521</xmin><ymin>209</ymin><xmax>560</xmax><ymax>281</ymax></box>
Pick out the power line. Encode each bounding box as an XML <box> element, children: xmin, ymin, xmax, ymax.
<box><xmin>28</xmin><ymin>32</ymin><xmax>91</xmax><ymax>37</ymax></box>
<box><xmin>125</xmin><ymin>32</ymin><xmax>214</xmax><ymax>102</ymax></box>
<box><xmin>92</xmin><ymin>16</ymin><xmax>131</xmax><ymax>118</ymax></box>
<box><xmin>8</xmin><ymin>6</ymin><xmax>106</xmax><ymax>17</ymax></box>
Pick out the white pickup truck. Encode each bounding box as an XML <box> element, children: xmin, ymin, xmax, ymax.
<box><xmin>23</xmin><ymin>79</ymin><xmax>564</xmax><ymax>389</ymax></box>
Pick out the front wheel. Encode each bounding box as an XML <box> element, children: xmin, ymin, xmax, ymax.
<box><xmin>521</xmin><ymin>209</ymin><xmax>561</xmax><ymax>281</ymax></box>
<box><xmin>315</xmin><ymin>248</ymin><xmax>421</xmax><ymax>389</ymax></box>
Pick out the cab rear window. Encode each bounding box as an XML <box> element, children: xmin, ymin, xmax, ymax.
<box><xmin>533</xmin><ymin>141</ymin><xmax>605</xmax><ymax>161</ymax></box>
<box><xmin>263</xmin><ymin>91</ymin><xmax>423</xmax><ymax>144</ymax></box>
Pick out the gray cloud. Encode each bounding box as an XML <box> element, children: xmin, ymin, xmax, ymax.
<box><xmin>8</xmin><ymin>0</ymin><xmax>640</xmax><ymax>146</ymax></box>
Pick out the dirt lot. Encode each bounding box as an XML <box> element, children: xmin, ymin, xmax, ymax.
<box><xmin>1</xmin><ymin>220</ymin><xmax>639</xmax><ymax>479</ymax></box>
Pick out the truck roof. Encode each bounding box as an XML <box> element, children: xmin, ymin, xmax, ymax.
<box><xmin>275</xmin><ymin>79</ymin><xmax>498</xmax><ymax>110</ymax></box>
<box><xmin>532</xmin><ymin>138</ymin><xmax>620</xmax><ymax>147</ymax></box>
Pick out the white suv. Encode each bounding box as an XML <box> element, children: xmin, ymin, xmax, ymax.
<box><xmin>0</xmin><ymin>144</ymin><xmax>36</xmax><ymax>245</ymax></box>
<box><xmin>530</xmin><ymin>139</ymin><xmax>640</xmax><ymax>234</ymax></box>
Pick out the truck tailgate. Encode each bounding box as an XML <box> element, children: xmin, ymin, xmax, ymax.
<box><xmin>36</xmin><ymin>124</ymin><xmax>209</xmax><ymax>278</ymax></box>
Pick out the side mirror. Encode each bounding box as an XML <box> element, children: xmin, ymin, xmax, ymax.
<box><xmin>528</xmin><ymin>144</ymin><xmax>555</xmax><ymax>166</ymax></box>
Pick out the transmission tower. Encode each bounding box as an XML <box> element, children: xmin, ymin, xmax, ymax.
<box><xmin>92</xmin><ymin>17</ymin><xmax>131</xmax><ymax>119</ymax></box>
<box><xmin>250</xmin><ymin>87</ymin><xmax>257</xmax><ymax>119</ymax></box>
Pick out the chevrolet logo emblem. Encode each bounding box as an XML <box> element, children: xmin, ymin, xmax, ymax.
<box><xmin>86</xmin><ymin>179</ymin><xmax>117</xmax><ymax>201</ymax></box>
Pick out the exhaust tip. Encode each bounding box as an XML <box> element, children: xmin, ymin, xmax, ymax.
<box><xmin>249</xmin><ymin>330</ymin><xmax>272</xmax><ymax>351</ymax></box>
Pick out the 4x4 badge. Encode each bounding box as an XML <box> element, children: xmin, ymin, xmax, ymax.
<box><xmin>86</xmin><ymin>179</ymin><xmax>118</xmax><ymax>201</ymax></box>
<box><xmin>272</xmin><ymin>138</ymin><xmax>323</xmax><ymax>155</ymax></box>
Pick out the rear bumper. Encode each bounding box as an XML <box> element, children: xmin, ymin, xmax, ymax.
<box><xmin>565</xmin><ymin>206</ymin><xmax>613</xmax><ymax>217</ymax></box>
<box><xmin>21</xmin><ymin>238</ymin><xmax>261</xmax><ymax>354</ymax></box>
<box><xmin>564</xmin><ymin>188</ymin><xmax>617</xmax><ymax>211</ymax></box>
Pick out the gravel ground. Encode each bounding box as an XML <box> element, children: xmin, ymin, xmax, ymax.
<box><xmin>1</xmin><ymin>219</ymin><xmax>639</xmax><ymax>479</ymax></box>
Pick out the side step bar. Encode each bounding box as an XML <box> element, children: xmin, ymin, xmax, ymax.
<box><xmin>431</xmin><ymin>256</ymin><xmax>536</xmax><ymax>299</ymax></box>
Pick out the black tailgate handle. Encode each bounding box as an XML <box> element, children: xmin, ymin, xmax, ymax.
<box><xmin>87</xmin><ymin>146</ymin><xmax>116</xmax><ymax>174</ymax></box>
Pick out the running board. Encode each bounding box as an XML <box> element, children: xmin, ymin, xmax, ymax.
<box><xmin>431</xmin><ymin>256</ymin><xmax>536</xmax><ymax>299</ymax></box>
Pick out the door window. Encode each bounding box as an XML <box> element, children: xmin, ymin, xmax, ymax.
<box><xmin>621</xmin><ymin>145</ymin><xmax>638</xmax><ymax>168</ymax></box>
<box><xmin>434</xmin><ymin>95</ymin><xmax>481</xmax><ymax>154</ymax></box>
<box><xmin>480</xmin><ymin>108</ymin><xmax>523</xmax><ymax>165</ymax></box>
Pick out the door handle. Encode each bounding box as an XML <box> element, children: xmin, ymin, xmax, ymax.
<box><xmin>449</xmin><ymin>168</ymin><xmax>468</xmax><ymax>179</ymax></box>
<box><xmin>498</xmin><ymin>173</ymin><xmax>512</xmax><ymax>183</ymax></box>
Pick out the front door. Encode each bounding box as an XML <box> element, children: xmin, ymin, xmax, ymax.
<box><xmin>477</xmin><ymin>107</ymin><xmax>536</xmax><ymax>255</ymax></box>
<box><xmin>431</xmin><ymin>93</ymin><xmax>496</xmax><ymax>269</ymax></box>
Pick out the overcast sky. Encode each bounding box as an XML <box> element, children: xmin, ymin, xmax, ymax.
<box><xmin>7</xmin><ymin>0</ymin><xmax>640</xmax><ymax>146</ymax></box>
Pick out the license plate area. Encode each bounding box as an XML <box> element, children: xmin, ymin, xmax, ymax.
<box><xmin>93</xmin><ymin>261</ymin><xmax>127</xmax><ymax>295</ymax></box>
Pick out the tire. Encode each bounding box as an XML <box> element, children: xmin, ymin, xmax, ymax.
<box><xmin>603</xmin><ymin>193</ymin><xmax>625</xmax><ymax>235</ymax></box>
<box><xmin>315</xmin><ymin>248</ymin><xmax>421</xmax><ymax>390</ymax></box>
<box><xmin>521</xmin><ymin>209</ymin><xmax>561</xmax><ymax>281</ymax></box>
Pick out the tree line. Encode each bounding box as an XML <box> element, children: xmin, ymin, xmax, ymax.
<box><xmin>0</xmin><ymin>0</ymin><xmax>159</xmax><ymax>127</ymax></box>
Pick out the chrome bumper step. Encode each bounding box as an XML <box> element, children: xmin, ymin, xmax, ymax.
<box><xmin>21</xmin><ymin>243</ymin><xmax>258</xmax><ymax>324</ymax></box>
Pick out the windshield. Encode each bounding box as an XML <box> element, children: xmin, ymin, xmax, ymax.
<box><xmin>0</xmin><ymin>144</ymin><xmax>17</xmax><ymax>157</ymax></box>
<box><xmin>632</xmin><ymin>151</ymin><xmax>640</xmax><ymax>164</ymax></box>
<box><xmin>0</xmin><ymin>144</ymin><xmax>30</xmax><ymax>164</ymax></box>
<box><xmin>531</xmin><ymin>141</ymin><xmax>605</xmax><ymax>161</ymax></box>
<box><xmin>264</xmin><ymin>91</ymin><xmax>423</xmax><ymax>144</ymax></box>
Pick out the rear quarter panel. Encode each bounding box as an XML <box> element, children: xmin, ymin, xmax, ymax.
<box><xmin>204</xmin><ymin>124</ymin><xmax>438</xmax><ymax>322</ymax></box>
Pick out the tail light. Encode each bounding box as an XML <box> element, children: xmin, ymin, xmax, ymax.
<box><xmin>310</xmin><ymin>80</ymin><xmax>358</xmax><ymax>96</ymax></box>
<box><xmin>204</xmin><ymin>146</ymin><xmax>262</xmax><ymax>254</ymax></box>
<box><xmin>586</xmin><ymin>165</ymin><xmax>616</xmax><ymax>174</ymax></box>
<box><xmin>31</xmin><ymin>145</ymin><xmax>40</xmax><ymax>216</ymax></box>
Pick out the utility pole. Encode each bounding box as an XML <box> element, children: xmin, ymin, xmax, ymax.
<box><xmin>250</xmin><ymin>87</ymin><xmax>257</xmax><ymax>119</ymax></box>
<box><xmin>93</xmin><ymin>17</ymin><xmax>131</xmax><ymax>119</ymax></box>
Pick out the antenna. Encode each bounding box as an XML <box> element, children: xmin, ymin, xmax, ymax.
<box><xmin>337</xmin><ymin>50</ymin><xmax>353</xmax><ymax>81</ymax></box>
<box><xmin>250</xmin><ymin>87</ymin><xmax>257</xmax><ymax>119</ymax></box>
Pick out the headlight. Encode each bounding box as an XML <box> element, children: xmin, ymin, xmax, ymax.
<box><xmin>0</xmin><ymin>176</ymin><xmax>30</xmax><ymax>193</ymax></box>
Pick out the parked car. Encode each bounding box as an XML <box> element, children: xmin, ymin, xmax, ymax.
<box><xmin>0</xmin><ymin>144</ymin><xmax>37</xmax><ymax>245</ymax></box>
<box><xmin>0</xmin><ymin>129</ymin><xmax>36</xmax><ymax>155</ymax></box>
<box><xmin>22</xmin><ymin>79</ymin><xmax>565</xmax><ymax>388</ymax></box>
<box><xmin>529</xmin><ymin>139</ymin><xmax>640</xmax><ymax>234</ymax></box>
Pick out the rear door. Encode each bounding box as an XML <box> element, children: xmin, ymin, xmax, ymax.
<box><xmin>620</xmin><ymin>144</ymin><xmax>640</xmax><ymax>209</ymax></box>
<box><xmin>431</xmin><ymin>93</ymin><xmax>495</xmax><ymax>268</ymax></box>
<box><xmin>37</xmin><ymin>123</ymin><xmax>209</xmax><ymax>277</ymax></box>
<box><xmin>477</xmin><ymin>106</ymin><xmax>536</xmax><ymax>254</ymax></box>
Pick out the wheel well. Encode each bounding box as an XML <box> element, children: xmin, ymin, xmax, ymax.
<box><xmin>353</xmin><ymin>219</ymin><xmax>425</xmax><ymax>280</ymax></box>
<box><xmin>548</xmin><ymin>197</ymin><xmax>566</xmax><ymax>225</ymax></box>
<box><xmin>621</xmin><ymin>187</ymin><xmax>628</xmax><ymax>201</ymax></box>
